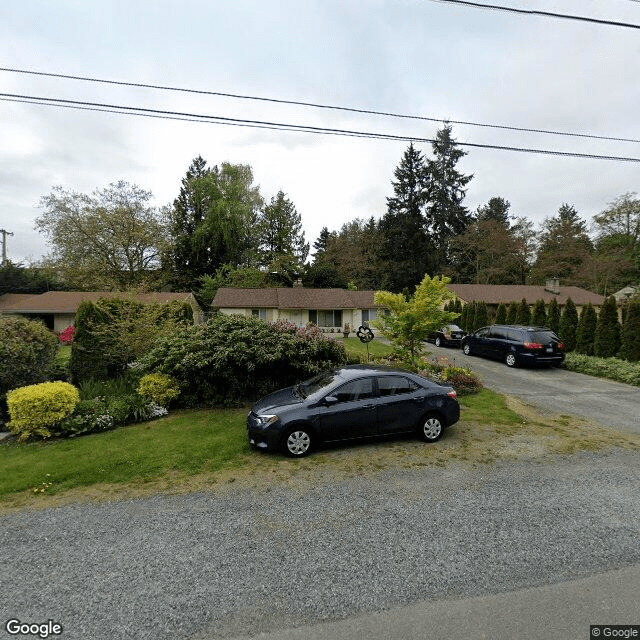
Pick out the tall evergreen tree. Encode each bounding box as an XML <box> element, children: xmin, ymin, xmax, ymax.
<box><xmin>547</xmin><ymin>298</ymin><xmax>561</xmax><ymax>334</ymax></box>
<box><xmin>620</xmin><ymin>299</ymin><xmax>640</xmax><ymax>362</ymax></box>
<box><xmin>575</xmin><ymin>302</ymin><xmax>597</xmax><ymax>355</ymax></box>
<box><xmin>594</xmin><ymin>296</ymin><xmax>621</xmax><ymax>358</ymax></box>
<box><xmin>168</xmin><ymin>157</ymin><xmax>263</xmax><ymax>289</ymax></box>
<box><xmin>258</xmin><ymin>190</ymin><xmax>309</xmax><ymax>271</ymax></box>
<box><xmin>559</xmin><ymin>298</ymin><xmax>578</xmax><ymax>351</ymax></box>
<box><xmin>424</xmin><ymin>125</ymin><xmax>473</xmax><ymax>272</ymax></box>
<box><xmin>506</xmin><ymin>301</ymin><xmax>519</xmax><ymax>324</ymax></box>
<box><xmin>476</xmin><ymin>197</ymin><xmax>511</xmax><ymax>226</ymax></box>
<box><xmin>532</xmin><ymin>299</ymin><xmax>547</xmax><ymax>327</ymax></box>
<box><xmin>474</xmin><ymin>301</ymin><xmax>489</xmax><ymax>330</ymax></box>
<box><xmin>312</xmin><ymin>227</ymin><xmax>332</xmax><ymax>258</ymax></box>
<box><xmin>515</xmin><ymin>298</ymin><xmax>531</xmax><ymax>325</ymax></box>
<box><xmin>379</xmin><ymin>144</ymin><xmax>434</xmax><ymax>291</ymax></box>
<box><xmin>495</xmin><ymin>302</ymin><xmax>507</xmax><ymax>324</ymax></box>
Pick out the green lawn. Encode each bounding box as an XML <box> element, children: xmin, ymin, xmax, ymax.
<box><xmin>0</xmin><ymin>408</ymin><xmax>250</xmax><ymax>499</ymax></box>
<box><xmin>339</xmin><ymin>336</ymin><xmax>394</xmax><ymax>359</ymax></box>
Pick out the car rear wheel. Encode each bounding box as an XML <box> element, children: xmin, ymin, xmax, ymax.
<box><xmin>419</xmin><ymin>414</ymin><xmax>444</xmax><ymax>442</ymax></box>
<box><xmin>283</xmin><ymin>427</ymin><xmax>313</xmax><ymax>457</ymax></box>
<box><xmin>462</xmin><ymin>343</ymin><xmax>472</xmax><ymax>356</ymax></box>
<box><xmin>505</xmin><ymin>352</ymin><xmax>517</xmax><ymax>367</ymax></box>
<box><xmin>435</xmin><ymin>336</ymin><xmax>442</xmax><ymax>347</ymax></box>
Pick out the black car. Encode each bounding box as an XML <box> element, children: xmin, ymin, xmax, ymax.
<box><xmin>429</xmin><ymin>324</ymin><xmax>466</xmax><ymax>348</ymax></box>
<box><xmin>247</xmin><ymin>364</ymin><xmax>460</xmax><ymax>457</ymax></box>
<box><xmin>461</xmin><ymin>324</ymin><xmax>565</xmax><ymax>368</ymax></box>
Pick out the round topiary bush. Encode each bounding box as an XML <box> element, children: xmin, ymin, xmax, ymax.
<box><xmin>138</xmin><ymin>314</ymin><xmax>348</xmax><ymax>407</ymax></box>
<box><xmin>0</xmin><ymin>315</ymin><xmax>59</xmax><ymax>400</ymax></box>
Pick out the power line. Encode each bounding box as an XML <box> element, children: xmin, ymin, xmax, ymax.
<box><xmin>423</xmin><ymin>0</ymin><xmax>640</xmax><ymax>29</ymax></box>
<box><xmin>1</xmin><ymin>67</ymin><xmax>638</xmax><ymax>144</ymax></box>
<box><xmin>2</xmin><ymin>92</ymin><xmax>639</xmax><ymax>163</ymax></box>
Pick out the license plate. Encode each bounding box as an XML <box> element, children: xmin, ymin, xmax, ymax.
<box><xmin>545</xmin><ymin>347</ymin><xmax>552</xmax><ymax>353</ymax></box>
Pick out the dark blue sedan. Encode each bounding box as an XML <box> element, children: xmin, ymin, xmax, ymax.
<box><xmin>247</xmin><ymin>365</ymin><xmax>460</xmax><ymax>457</ymax></box>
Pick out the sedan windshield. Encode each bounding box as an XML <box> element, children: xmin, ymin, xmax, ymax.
<box><xmin>296</xmin><ymin>371</ymin><xmax>341</xmax><ymax>398</ymax></box>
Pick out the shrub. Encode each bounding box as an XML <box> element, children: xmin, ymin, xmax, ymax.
<box><xmin>6</xmin><ymin>381</ymin><xmax>80</xmax><ymax>440</ymax></box>
<box><xmin>620</xmin><ymin>300</ymin><xmax>640</xmax><ymax>362</ymax></box>
<box><xmin>564</xmin><ymin>353</ymin><xmax>640</xmax><ymax>386</ymax></box>
<box><xmin>59</xmin><ymin>325</ymin><xmax>75</xmax><ymax>344</ymax></box>
<box><xmin>559</xmin><ymin>298</ymin><xmax>578</xmax><ymax>351</ymax></box>
<box><xmin>56</xmin><ymin>398</ymin><xmax>114</xmax><ymax>437</ymax></box>
<box><xmin>137</xmin><ymin>373</ymin><xmax>181</xmax><ymax>407</ymax></box>
<box><xmin>575</xmin><ymin>302</ymin><xmax>597</xmax><ymax>356</ymax></box>
<box><xmin>547</xmin><ymin>298</ymin><xmax>561</xmax><ymax>334</ymax></box>
<box><xmin>440</xmin><ymin>366</ymin><xmax>483</xmax><ymax>395</ymax></box>
<box><xmin>138</xmin><ymin>314</ymin><xmax>348</xmax><ymax>407</ymax></box>
<box><xmin>594</xmin><ymin>296</ymin><xmax>621</xmax><ymax>358</ymax></box>
<box><xmin>71</xmin><ymin>297</ymin><xmax>194</xmax><ymax>383</ymax></box>
<box><xmin>532</xmin><ymin>299</ymin><xmax>547</xmax><ymax>327</ymax></box>
<box><xmin>506</xmin><ymin>301</ymin><xmax>518</xmax><ymax>325</ymax></box>
<box><xmin>473</xmin><ymin>301</ymin><xmax>488</xmax><ymax>331</ymax></box>
<box><xmin>515</xmin><ymin>298</ymin><xmax>531</xmax><ymax>325</ymax></box>
<box><xmin>107</xmin><ymin>393</ymin><xmax>153</xmax><ymax>426</ymax></box>
<box><xmin>0</xmin><ymin>316</ymin><xmax>59</xmax><ymax>396</ymax></box>
<box><xmin>495</xmin><ymin>303</ymin><xmax>507</xmax><ymax>325</ymax></box>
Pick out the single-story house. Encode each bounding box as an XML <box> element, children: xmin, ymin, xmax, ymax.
<box><xmin>448</xmin><ymin>279</ymin><xmax>605</xmax><ymax>315</ymax></box>
<box><xmin>212</xmin><ymin>286</ymin><xmax>379</xmax><ymax>331</ymax></box>
<box><xmin>0</xmin><ymin>290</ymin><xmax>204</xmax><ymax>332</ymax></box>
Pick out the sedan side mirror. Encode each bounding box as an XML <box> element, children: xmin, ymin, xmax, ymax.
<box><xmin>323</xmin><ymin>396</ymin><xmax>338</xmax><ymax>406</ymax></box>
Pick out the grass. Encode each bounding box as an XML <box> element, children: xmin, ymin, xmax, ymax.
<box><xmin>339</xmin><ymin>337</ymin><xmax>394</xmax><ymax>359</ymax></box>
<box><xmin>0</xmin><ymin>408</ymin><xmax>250</xmax><ymax>502</ymax></box>
<box><xmin>2</xmin><ymin>386</ymin><xmax>639</xmax><ymax>513</ymax></box>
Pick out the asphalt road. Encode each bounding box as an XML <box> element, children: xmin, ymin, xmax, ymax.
<box><xmin>427</xmin><ymin>342</ymin><xmax>640</xmax><ymax>434</ymax></box>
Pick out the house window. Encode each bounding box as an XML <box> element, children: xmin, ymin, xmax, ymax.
<box><xmin>361</xmin><ymin>309</ymin><xmax>377</xmax><ymax>327</ymax></box>
<box><xmin>308</xmin><ymin>310</ymin><xmax>342</xmax><ymax>327</ymax></box>
<box><xmin>251</xmin><ymin>309</ymin><xmax>267</xmax><ymax>320</ymax></box>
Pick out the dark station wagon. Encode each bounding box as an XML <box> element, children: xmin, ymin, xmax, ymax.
<box><xmin>461</xmin><ymin>324</ymin><xmax>565</xmax><ymax>368</ymax></box>
<box><xmin>247</xmin><ymin>365</ymin><xmax>460</xmax><ymax>457</ymax></box>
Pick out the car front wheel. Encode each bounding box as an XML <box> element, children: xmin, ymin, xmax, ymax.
<box><xmin>283</xmin><ymin>427</ymin><xmax>313</xmax><ymax>457</ymax></box>
<box><xmin>435</xmin><ymin>336</ymin><xmax>442</xmax><ymax>347</ymax></box>
<box><xmin>462</xmin><ymin>343</ymin><xmax>472</xmax><ymax>356</ymax></box>
<box><xmin>419</xmin><ymin>414</ymin><xmax>444</xmax><ymax>442</ymax></box>
<box><xmin>505</xmin><ymin>352</ymin><xmax>517</xmax><ymax>367</ymax></box>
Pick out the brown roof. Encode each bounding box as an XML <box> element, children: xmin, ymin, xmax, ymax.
<box><xmin>0</xmin><ymin>291</ymin><xmax>199</xmax><ymax>314</ymax></box>
<box><xmin>212</xmin><ymin>287</ymin><xmax>376</xmax><ymax>310</ymax></box>
<box><xmin>448</xmin><ymin>284</ymin><xmax>605</xmax><ymax>306</ymax></box>
<box><xmin>0</xmin><ymin>293</ymin><xmax>39</xmax><ymax>311</ymax></box>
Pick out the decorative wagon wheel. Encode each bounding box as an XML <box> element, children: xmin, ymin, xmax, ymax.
<box><xmin>356</xmin><ymin>326</ymin><xmax>374</xmax><ymax>361</ymax></box>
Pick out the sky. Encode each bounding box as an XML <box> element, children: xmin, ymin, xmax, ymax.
<box><xmin>1</xmin><ymin>0</ymin><xmax>639</xmax><ymax>265</ymax></box>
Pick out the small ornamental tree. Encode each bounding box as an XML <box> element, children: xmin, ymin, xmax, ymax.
<box><xmin>547</xmin><ymin>298</ymin><xmax>561</xmax><ymax>334</ymax></box>
<box><xmin>474</xmin><ymin>301</ymin><xmax>489</xmax><ymax>330</ymax></box>
<box><xmin>495</xmin><ymin>303</ymin><xmax>507</xmax><ymax>325</ymax></box>
<box><xmin>506</xmin><ymin>301</ymin><xmax>518</xmax><ymax>324</ymax></box>
<box><xmin>532</xmin><ymin>299</ymin><xmax>547</xmax><ymax>327</ymax></box>
<box><xmin>515</xmin><ymin>298</ymin><xmax>531</xmax><ymax>325</ymax></box>
<box><xmin>619</xmin><ymin>299</ymin><xmax>640</xmax><ymax>362</ymax></box>
<box><xmin>374</xmin><ymin>274</ymin><xmax>458</xmax><ymax>363</ymax></box>
<box><xmin>559</xmin><ymin>298</ymin><xmax>578</xmax><ymax>351</ymax></box>
<box><xmin>594</xmin><ymin>296</ymin><xmax>621</xmax><ymax>358</ymax></box>
<box><xmin>575</xmin><ymin>302</ymin><xmax>597</xmax><ymax>355</ymax></box>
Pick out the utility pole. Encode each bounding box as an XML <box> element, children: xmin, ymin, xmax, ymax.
<box><xmin>1</xmin><ymin>228</ymin><xmax>14</xmax><ymax>266</ymax></box>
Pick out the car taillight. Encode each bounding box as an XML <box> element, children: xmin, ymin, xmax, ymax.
<box><xmin>447</xmin><ymin>389</ymin><xmax>457</xmax><ymax>400</ymax></box>
<box><xmin>523</xmin><ymin>342</ymin><xmax>542</xmax><ymax>350</ymax></box>
<box><xmin>557</xmin><ymin>342</ymin><xmax>565</xmax><ymax>350</ymax></box>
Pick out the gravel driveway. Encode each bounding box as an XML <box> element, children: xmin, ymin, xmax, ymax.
<box><xmin>2</xmin><ymin>448</ymin><xmax>640</xmax><ymax>640</ymax></box>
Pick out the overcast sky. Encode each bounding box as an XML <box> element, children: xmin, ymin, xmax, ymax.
<box><xmin>1</xmin><ymin>0</ymin><xmax>639</xmax><ymax>265</ymax></box>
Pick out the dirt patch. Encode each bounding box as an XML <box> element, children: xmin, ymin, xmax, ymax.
<box><xmin>2</xmin><ymin>395</ymin><xmax>639</xmax><ymax>514</ymax></box>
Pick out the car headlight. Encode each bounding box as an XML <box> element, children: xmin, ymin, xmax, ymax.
<box><xmin>255</xmin><ymin>414</ymin><xmax>279</xmax><ymax>427</ymax></box>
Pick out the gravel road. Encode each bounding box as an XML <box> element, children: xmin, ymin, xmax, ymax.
<box><xmin>2</xmin><ymin>449</ymin><xmax>639</xmax><ymax>640</ymax></box>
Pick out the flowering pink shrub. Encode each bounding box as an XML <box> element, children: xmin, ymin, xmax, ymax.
<box><xmin>59</xmin><ymin>325</ymin><xmax>75</xmax><ymax>344</ymax></box>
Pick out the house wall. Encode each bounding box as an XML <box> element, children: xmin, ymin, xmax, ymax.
<box><xmin>54</xmin><ymin>313</ymin><xmax>76</xmax><ymax>333</ymax></box>
<box><xmin>218</xmin><ymin>308</ymin><xmax>371</xmax><ymax>330</ymax></box>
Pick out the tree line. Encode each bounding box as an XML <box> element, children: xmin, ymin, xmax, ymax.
<box><xmin>2</xmin><ymin>125</ymin><xmax>638</xmax><ymax>303</ymax></box>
